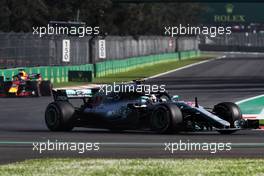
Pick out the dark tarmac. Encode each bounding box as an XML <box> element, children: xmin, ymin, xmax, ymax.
<box><xmin>1</xmin><ymin>54</ymin><xmax>264</xmax><ymax>164</ymax></box>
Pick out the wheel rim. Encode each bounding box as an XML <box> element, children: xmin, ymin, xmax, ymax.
<box><xmin>46</xmin><ymin>107</ymin><xmax>58</xmax><ymax>126</ymax></box>
<box><xmin>152</xmin><ymin>108</ymin><xmax>169</xmax><ymax>131</ymax></box>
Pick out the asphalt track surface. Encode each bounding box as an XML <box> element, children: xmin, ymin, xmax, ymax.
<box><xmin>1</xmin><ymin>53</ymin><xmax>264</xmax><ymax>164</ymax></box>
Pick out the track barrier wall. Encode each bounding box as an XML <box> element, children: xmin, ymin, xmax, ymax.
<box><xmin>0</xmin><ymin>34</ymin><xmax>198</xmax><ymax>68</ymax></box>
<box><xmin>199</xmin><ymin>33</ymin><xmax>264</xmax><ymax>52</ymax></box>
<box><xmin>0</xmin><ymin>50</ymin><xmax>200</xmax><ymax>83</ymax></box>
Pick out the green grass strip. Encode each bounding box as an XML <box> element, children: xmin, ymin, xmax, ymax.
<box><xmin>93</xmin><ymin>57</ymin><xmax>210</xmax><ymax>83</ymax></box>
<box><xmin>0</xmin><ymin>158</ymin><xmax>263</xmax><ymax>176</ymax></box>
<box><xmin>54</xmin><ymin>56</ymin><xmax>211</xmax><ymax>87</ymax></box>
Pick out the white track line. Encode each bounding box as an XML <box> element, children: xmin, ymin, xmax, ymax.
<box><xmin>261</xmin><ymin>108</ymin><xmax>264</xmax><ymax>115</ymax></box>
<box><xmin>145</xmin><ymin>56</ymin><xmax>226</xmax><ymax>80</ymax></box>
<box><xmin>236</xmin><ymin>94</ymin><xmax>264</xmax><ymax>105</ymax></box>
<box><xmin>236</xmin><ymin>95</ymin><xmax>264</xmax><ymax>120</ymax></box>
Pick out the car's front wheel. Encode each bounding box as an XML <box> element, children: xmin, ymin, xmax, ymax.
<box><xmin>26</xmin><ymin>81</ymin><xmax>40</xmax><ymax>97</ymax></box>
<box><xmin>213</xmin><ymin>102</ymin><xmax>242</xmax><ymax>128</ymax></box>
<box><xmin>45</xmin><ymin>101</ymin><xmax>76</xmax><ymax>131</ymax></box>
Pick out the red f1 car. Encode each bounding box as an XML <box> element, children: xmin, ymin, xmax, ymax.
<box><xmin>0</xmin><ymin>69</ymin><xmax>52</xmax><ymax>97</ymax></box>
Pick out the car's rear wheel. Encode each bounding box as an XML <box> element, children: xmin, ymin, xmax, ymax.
<box><xmin>3</xmin><ymin>81</ymin><xmax>12</xmax><ymax>93</ymax></box>
<box><xmin>213</xmin><ymin>102</ymin><xmax>242</xmax><ymax>134</ymax></box>
<box><xmin>150</xmin><ymin>104</ymin><xmax>183</xmax><ymax>134</ymax></box>
<box><xmin>0</xmin><ymin>83</ymin><xmax>4</xmax><ymax>96</ymax></box>
<box><xmin>45</xmin><ymin>101</ymin><xmax>76</xmax><ymax>131</ymax></box>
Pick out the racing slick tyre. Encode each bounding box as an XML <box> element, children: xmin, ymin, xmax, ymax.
<box><xmin>150</xmin><ymin>103</ymin><xmax>183</xmax><ymax>134</ymax></box>
<box><xmin>0</xmin><ymin>82</ymin><xmax>4</xmax><ymax>96</ymax></box>
<box><xmin>3</xmin><ymin>81</ymin><xmax>12</xmax><ymax>95</ymax></box>
<box><xmin>45</xmin><ymin>101</ymin><xmax>76</xmax><ymax>131</ymax></box>
<box><xmin>26</xmin><ymin>81</ymin><xmax>40</xmax><ymax>97</ymax></box>
<box><xmin>213</xmin><ymin>102</ymin><xmax>242</xmax><ymax>134</ymax></box>
<box><xmin>40</xmin><ymin>81</ymin><xmax>52</xmax><ymax>96</ymax></box>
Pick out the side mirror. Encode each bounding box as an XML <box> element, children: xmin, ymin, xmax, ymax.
<box><xmin>171</xmin><ymin>95</ymin><xmax>180</xmax><ymax>101</ymax></box>
<box><xmin>140</xmin><ymin>96</ymin><xmax>149</xmax><ymax>104</ymax></box>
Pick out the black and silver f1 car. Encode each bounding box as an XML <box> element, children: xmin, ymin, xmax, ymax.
<box><xmin>45</xmin><ymin>82</ymin><xmax>243</xmax><ymax>134</ymax></box>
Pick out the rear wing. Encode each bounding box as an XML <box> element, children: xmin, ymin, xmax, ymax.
<box><xmin>52</xmin><ymin>88</ymin><xmax>100</xmax><ymax>101</ymax></box>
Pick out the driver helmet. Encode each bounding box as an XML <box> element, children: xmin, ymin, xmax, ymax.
<box><xmin>150</xmin><ymin>94</ymin><xmax>157</xmax><ymax>103</ymax></box>
<box><xmin>18</xmin><ymin>70</ymin><xmax>28</xmax><ymax>80</ymax></box>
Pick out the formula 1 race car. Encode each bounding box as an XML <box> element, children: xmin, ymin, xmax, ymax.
<box><xmin>0</xmin><ymin>69</ymin><xmax>52</xmax><ymax>97</ymax></box>
<box><xmin>45</xmin><ymin>81</ymin><xmax>244</xmax><ymax>134</ymax></box>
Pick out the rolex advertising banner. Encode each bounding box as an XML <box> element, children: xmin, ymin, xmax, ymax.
<box><xmin>204</xmin><ymin>3</ymin><xmax>264</xmax><ymax>25</ymax></box>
